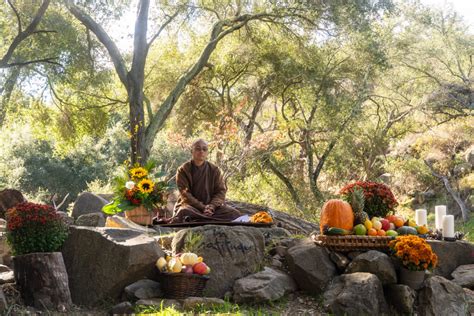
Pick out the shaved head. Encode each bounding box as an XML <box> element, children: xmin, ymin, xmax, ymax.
<box><xmin>191</xmin><ymin>138</ymin><xmax>208</xmax><ymax>149</ymax></box>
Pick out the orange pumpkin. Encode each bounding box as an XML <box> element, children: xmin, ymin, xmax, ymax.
<box><xmin>319</xmin><ymin>199</ymin><xmax>354</xmax><ymax>232</ymax></box>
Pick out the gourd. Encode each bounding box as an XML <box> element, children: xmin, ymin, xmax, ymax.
<box><xmin>396</xmin><ymin>226</ymin><xmax>418</xmax><ymax>235</ymax></box>
<box><xmin>324</xmin><ymin>227</ymin><xmax>352</xmax><ymax>236</ymax></box>
<box><xmin>167</xmin><ymin>257</ymin><xmax>183</xmax><ymax>273</ymax></box>
<box><xmin>180</xmin><ymin>252</ymin><xmax>199</xmax><ymax>265</ymax></box>
<box><xmin>320</xmin><ymin>199</ymin><xmax>354</xmax><ymax>233</ymax></box>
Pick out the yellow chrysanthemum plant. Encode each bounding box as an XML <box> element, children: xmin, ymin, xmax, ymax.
<box><xmin>388</xmin><ymin>235</ymin><xmax>438</xmax><ymax>271</ymax></box>
<box><xmin>102</xmin><ymin>160</ymin><xmax>171</xmax><ymax>215</ymax></box>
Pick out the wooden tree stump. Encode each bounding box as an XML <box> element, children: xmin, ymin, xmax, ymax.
<box><xmin>13</xmin><ymin>252</ymin><xmax>72</xmax><ymax>311</ymax></box>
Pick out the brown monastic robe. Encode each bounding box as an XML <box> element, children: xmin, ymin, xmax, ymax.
<box><xmin>170</xmin><ymin>160</ymin><xmax>241</xmax><ymax>223</ymax></box>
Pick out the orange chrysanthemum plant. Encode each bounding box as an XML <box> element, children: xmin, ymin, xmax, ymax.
<box><xmin>389</xmin><ymin>235</ymin><xmax>438</xmax><ymax>271</ymax></box>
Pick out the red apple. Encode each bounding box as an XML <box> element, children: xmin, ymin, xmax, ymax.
<box><xmin>380</xmin><ymin>219</ymin><xmax>390</xmax><ymax>231</ymax></box>
<box><xmin>193</xmin><ymin>262</ymin><xmax>210</xmax><ymax>275</ymax></box>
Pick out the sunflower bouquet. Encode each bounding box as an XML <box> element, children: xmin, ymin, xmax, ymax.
<box><xmin>388</xmin><ymin>235</ymin><xmax>438</xmax><ymax>271</ymax></box>
<box><xmin>102</xmin><ymin>161</ymin><xmax>170</xmax><ymax>215</ymax></box>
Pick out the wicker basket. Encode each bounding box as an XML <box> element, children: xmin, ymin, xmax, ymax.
<box><xmin>313</xmin><ymin>234</ymin><xmax>394</xmax><ymax>252</ymax></box>
<box><xmin>124</xmin><ymin>205</ymin><xmax>153</xmax><ymax>225</ymax></box>
<box><xmin>159</xmin><ymin>273</ymin><xmax>209</xmax><ymax>299</ymax></box>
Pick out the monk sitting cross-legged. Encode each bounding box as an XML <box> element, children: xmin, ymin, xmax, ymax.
<box><xmin>169</xmin><ymin>139</ymin><xmax>241</xmax><ymax>223</ymax></box>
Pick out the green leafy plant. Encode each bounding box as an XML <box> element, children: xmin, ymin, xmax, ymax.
<box><xmin>6</xmin><ymin>202</ymin><xmax>68</xmax><ymax>255</ymax></box>
<box><xmin>102</xmin><ymin>160</ymin><xmax>171</xmax><ymax>215</ymax></box>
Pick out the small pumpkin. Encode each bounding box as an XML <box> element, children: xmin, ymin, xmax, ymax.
<box><xmin>180</xmin><ymin>252</ymin><xmax>199</xmax><ymax>265</ymax></box>
<box><xmin>319</xmin><ymin>199</ymin><xmax>354</xmax><ymax>233</ymax></box>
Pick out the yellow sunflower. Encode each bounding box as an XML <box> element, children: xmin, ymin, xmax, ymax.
<box><xmin>137</xmin><ymin>179</ymin><xmax>154</xmax><ymax>194</ymax></box>
<box><xmin>130</xmin><ymin>167</ymin><xmax>148</xmax><ymax>179</ymax></box>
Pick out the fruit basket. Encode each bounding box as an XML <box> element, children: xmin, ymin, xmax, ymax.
<box><xmin>312</xmin><ymin>234</ymin><xmax>394</xmax><ymax>252</ymax></box>
<box><xmin>159</xmin><ymin>272</ymin><xmax>209</xmax><ymax>299</ymax></box>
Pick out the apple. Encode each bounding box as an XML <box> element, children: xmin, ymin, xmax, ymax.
<box><xmin>184</xmin><ymin>265</ymin><xmax>194</xmax><ymax>274</ymax></box>
<box><xmin>380</xmin><ymin>219</ymin><xmax>390</xmax><ymax>231</ymax></box>
<box><xmin>193</xmin><ymin>262</ymin><xmax>210</xmax><ymax>275</ymax></box>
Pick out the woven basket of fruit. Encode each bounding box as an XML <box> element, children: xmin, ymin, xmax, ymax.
<box><xmin>156</xmin><ymin>252</ymin><xmax>211</xmax><ymax>299</ymax></box>
<box><xmin>313</xmin><ymin>234</ymin><xmax>394</xmax><ymax>252</ymax></box>
<box><xmin>159</xmin><ymin>272</ymin><xmax>209</xmax><ymax>299</ymax></box>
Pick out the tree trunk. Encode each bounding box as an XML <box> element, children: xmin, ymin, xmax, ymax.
<box><xmin>425</xmin><ymin>160</ymin><xmax>469</xmax><ymax>222</ymax></box>
<box><xmin>13</xmin><ymin>252</ymin><xmax>72</xmax><ymax>311</ymax></box>
<box><xmin>0</xmin><ymin>67</ymin><xmax>20</xmax><ymax>127</ymax></box>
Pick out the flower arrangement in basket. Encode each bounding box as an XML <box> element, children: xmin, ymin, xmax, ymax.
<box><xmin>340</xmin><ymin>181</ymin><xmax>398</xmax><ymax>218</ymax></box>
<box><xmin>102</xmin><ymin>160</ymin><xmax>170</xmax><ymax>225</ymax></box>
<box><xmin>156</xmin><ymin>252</ymin><xmax>210</xmax><ymax>299</ymax></box>
<box><xmin>6</xmin><ymin>202</ymin><xmax>68</xmax><ymax>255</ymax></box>
<box><xmin>389</xmin><ymin>235</ymin><xmax>438</xmax><ymax>271</ymax></box>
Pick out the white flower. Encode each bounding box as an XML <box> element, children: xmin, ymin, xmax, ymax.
<box><xmin>125</xmin><ymin>181</ymin><xmax>135</xmax><ymax>189</ymax></box>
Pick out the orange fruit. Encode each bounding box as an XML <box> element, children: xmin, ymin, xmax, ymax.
<box><xmin>368</xmin><ymin>228</ymin><xmax>378</xmax><ymax>236</ymax></box>
<box><xmin>377</xmin><ymin>229</ymin><xmax>386</xmax><ymax>236</ymax></box>
<box><xmin>393</xmin><ymin>217</ymin><xmax>405</xmax><ymax>228</ymax></box>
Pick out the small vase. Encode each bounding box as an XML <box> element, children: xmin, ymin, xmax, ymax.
<box><xmin>399</xmin><ymin>267</ymin><xmax>426</xmax><ymax>290</ymax></box>
<box><xmin>124</xmin><ymin>205</ymin><xmax>153</xmax><ymax>226</ymax></box>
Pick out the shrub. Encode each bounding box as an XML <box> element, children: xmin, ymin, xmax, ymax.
<box><xmin>6</xmin><ymin>202</ymin><xmax>69</xmax><ymax>255</ymax></box>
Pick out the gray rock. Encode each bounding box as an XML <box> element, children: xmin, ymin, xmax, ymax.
<box><xmin>0</xmin><ymin>265</ymin><xmax>10</xmax><ymax>273</ymax></box>
<box><xmin>329</xmin><ymin>252</ymin><xmax>350</xmax><ymax>271</ymax></box>
<box><xmin>345</xmin><ymin>250</ymin><xmax>397</xmax><ymax>285</ymax></box>
<box><xmin>105</xmin><ymin>215</ymin><xmax>158</xmax><ymax>234</ymax></box>
<box><xmin>428</xmin><ymin>240</ymin><xmax>474</xmax><ymax>278</ymax></box>
<box><xmin>124</xmin><ymin>279</ymin><xmax>162</xmax><ymax>300</ymax></box>
<box><xmin>419</xmin><ymin>275</ymin><xmax>468</xmax><ymax>316</ymax></box>
<box><xmin>75</xmin><ymin>212</ymin><xmax>106</xmax><ymax>227</ymax></box>
<box><xmin>71</xmin><ymin>192</ymin><xmax>109</xmax><ymax>219</ymax></box>
<box><xmin>56</xmin><ymin>211</ymin><xmax>75</xmax><ymax>226</ymax></box>
<box><xmin>182</xmin><ymin>297</ymin><xmax>226</xmax><ymax>310</ymax></box>
<box><xmin>227</xmin><ymin>200</ymin><xmax>319</xmax><ymax>234</ymax></box>
<box><xmin>136</xmin><ymin>298</ymin><xmax>182</xmax><ymax>310</ymax></box>
<box><xmin>464</xmin><ymin>288</ymin><xmax>474</xmax><ymax>315</ymax></box>
<box><xmin>154</xmin><ymin>234</ymin><xmax>174</xmax><ymax>250</ymax></box>
<box><xmin>62</xmin><ymin>226</ymin><xmax>164</xmax><ymax>306</ymax></box>
<box><xmin>259</xmin><ymin>227</ymin><xmax>291</xmax><ymax>245</ymax></box>
<box><xmin>172</xmin><ymin>225</ymin><xmax>265</xmax><ymax>298</ymax></box>
<box><xmin>384</xmin><ymin>284</ymin><xmax>416</xmax><ymax>315</ymax></box>
<box><xmin>0</xmin><ymin>219</ymin><xmax>6</xmax><ymax>232</ymax></box>
<box><xmin>108</xmin><ymin>301</ymin><xmax>134</xmax><ymax>315</ymax></box>
<box><xmin>323</xmin><ymin>272</ymin><xmax>388</xmax><ymax>316</ymax></box>
<box><xmin>285</xmin><ymin>238</ymin><xmax>337</xmax><ymax>294</ymax></box>
<box><xmin>451</xmin><ymin>264</ymin><xmax>474</xmax><ymax>289</ymax></box>
<box><xmin>0</xmin><ymin>271</ymin><xmax>14</xmax><ymax>284</ymax></box>
<box><xmin>379</xmin><ymin>173</ymin><xmax>391</xmax><ymax>184</ymax></box>
<box><xmin>347</xmin><ymin>251</ymin><xmax>363</xmax><ymax>260</ymax></box>
<box><xmin>0</xmin><ymin>288</ymin><xmax>7</xmax><ymax>312</ymax></box>
<box><xmin>233</xmin><ymin>267</ymin><xmax>297</xmax><ymax>303</ymax></box>
<box><xmin>454</xmin><ymin>163</ymin><xmax>472</xmax><ymax>176</ymax></box>
<box><xmin>271</xmin><ymin>257</ymin><xmax>283</xmax><ymax>269</ymax></box>
<box><xmin>0</xmin><ymin>189</ymin><xmax>25</xmax><ymax>218</ymax></box>
<box><xmin>272</xmin><ymin>245</ymin><xmax>288</xmax><ymax>257</ymax></box>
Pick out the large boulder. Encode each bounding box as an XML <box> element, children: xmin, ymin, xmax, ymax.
<box><xmin>323</xmin><ymin>272</ymin><xmax>388</xmax><ymax>316</ymax></box>
<box><xmin>233</xmin><ymin>267</ymin><xmax>297</xmax><ymax>303</ymax></box>
<box><xmin>451</xmin><ymin>264</ymin><xmax>474</xmax><ymax>289</ymax></box>
<box><xmin>227</xmin><ymin>201</ymin><xmax>319</xmax><ymax>234</ymax></box>
<box><xmin>0</xmin><ymin>189</ymin><xmax>25</xmax><ymax>218</ymax></box>
<box><xmin>384</xmin><ymin>284</ymin><xmax>416</xmax><ymax>315</ymax></box>
<box><xmin>75</xmin><ymin>212</ymin><xmax>106</xmax><ymax>227</ymax></box>
<box><xmin>345</xmin><ymin>250</ymin><xmax>397</xmax><ymax>285</ymax></box>
<box><xmin>285</xmin><ymin>238</ymin><xmax>337</xmax><ymax>294</ymax></box>
<box><xmin>418</xmin><ymin>276</ymin><xmax>468</xmax><ymax>316</ymax></box>
<box><xmin>123</xmin><ymin>279</ymin><xmax>163</xmax><ymax>301</ymax></box>
<box><xmin>71</xmin><ymin>192</ymin><xmax>109</xmax><ymax>219</ymax></box>
<box><xmin>171</xmin><ymin>225</ymin><xmax>265</xmax><ymax>297</ymax></box>
<box><xmin>428</xmin><ymin>240</ymin><xmax>474</xmax><ymax>278</ymax></box>
<box><xmin>62</xmin><ymin>226</ymin><xmax>164</xmax><ymax>306</ymax></box>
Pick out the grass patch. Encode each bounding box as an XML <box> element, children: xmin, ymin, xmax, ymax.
<box><xmin>456</xmin><ymin>217</ymin><xmax>474</xmax><ymax>243</ymax></box>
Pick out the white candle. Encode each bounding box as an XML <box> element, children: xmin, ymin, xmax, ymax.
<box><xmin>442</xmin><ymin>215</ymin><xmax>455</xmax><ymax>238</ymax></box>
<box><xmin>435</xmin><ymin>205</ymin><xmax>447</xmax><ymax>230</ymax></box>
<box><xmin>415</xmin><ymin>209</ymin><xmax>427</xmax><ymax>226</ymax></box>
